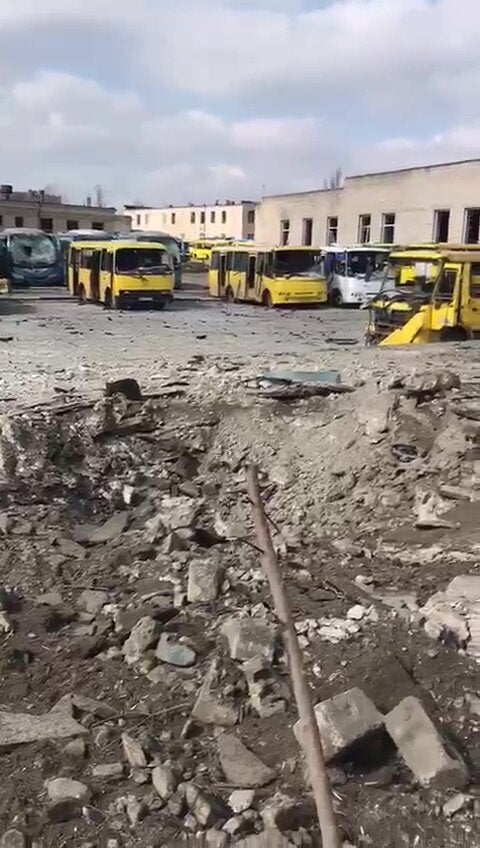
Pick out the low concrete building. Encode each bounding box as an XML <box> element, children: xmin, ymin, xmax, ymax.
<box><xmin>256</xmin><ymin>159</ymin><xmax>480</xmax><ymax>247</ymax></box>
<box><xmin>124</xmin><ymin>200</ymin><xmax>258</xmax><ymax>241</ymax></box>
<box><xmin>0</xmin><ymin>185</ymin><xmax>131</xmax><ymax>234</ymax></box>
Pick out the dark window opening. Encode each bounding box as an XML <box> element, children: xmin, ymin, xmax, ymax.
<box><xmin>470</xmin><ymin>263</ymin><xmax>480</xmax><ymax>299</ymax></box>
<box><xmin>92</xmin><ymin>222</ymin><xmax>104</xmax><ymax>231</ymax></box>
<box><xmin>435</xmin><ymin>268</ymin><xmax>458</xmax><ymax>302</ymax></box>
<box><xmin>67</xmin><ymin>220</ymin><xmax>79</xmax><ymax>231</ymax></box>
<box><xmin>211</xmin><ymin>211</ymin><xmax>216</xmax><ymax>224</ymax></box>
<box><xmin>221</xmin><ymin>211</ymin><xmax>227</xmax><ymax>224</ymax></box>
<box><xmin>302</xmin><ymin>218</ymin><xmax>313</xmax><ymax>246</ymax></box>
<box><xmin>232</xmin><ymin>251</ymin><xmax>248</xmax><ymax>272</ymax></box>
<box><xmin>15</xmin><ymin>216</ymin><xmax>24</xmax><ymax>228</ymax></box>
<box><xmin>433</xmin><ymin>210</ymin><xmax>450</xmax><ymax>243</ymax></box>
<box><xmin>247</xmin><ymin>210</ymin><xmax>255</xmax><ymax>225</ymax></box>
<box><xmin>200</xmin><ymin>211</ymin><xmax>206</xmax><ymax>225</ymax></box>
<box><xmin>326</xmin><ymin>217</ymin><xmax>338</xmax><ymax>245</ymax></box>
<box><xmin>171</xmin><ymin>213</ymin><xmax>176</xmax><ymax>225</ymax></box>
<box><xmin>40</xmin><ymin>217</ymin><xmax>53</xmax><ymax>233</ymax></box>
<box><xmin>210</xmin><ymin>252</ymin><xmax>219</xmax><ymax>271</ymax></box>
<box><xmin>358</xmin><ymin>214</ymin><xmax>371</xmax><ymax>244</ymax></box>
<box><xmin>190</xmin><ymin>212</ymin><xmax>196</xmax><ymax>224</ymax></box>
<box><xmin>280</xmin><ymin>219</ymin><xmax>290</xmax><ymax>246</ymax></box>
<box><xmin>464</xmin><ymin>208</ymin><xmax>480</xmax><ymax>244</ymax></box>
<box><xmin>381</xmin><ymin>213</ymin><xmax>396</xmax><ymax>245</ymax></box>
<box><xmin>115</xmin><ymin>247</ymin><xmax>169</xmax><ymax>273</ymax></box>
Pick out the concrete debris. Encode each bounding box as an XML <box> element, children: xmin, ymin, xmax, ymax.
<box><xmin>156</xmin><ymin>633</ymin><xmax>197</xmax><ymax>667</ymax></box>
<box><xmin>235</xmin><ymin>834</ymin><xmax>294</xmax><ymax>848</ymax></box>
<box><xmin>185</xmin><ymin>784</ymin><xmax>227</xmax><ymax>827</ymax></box>
<box><xmin>64</xmin><ymin>738</ymin><xmax>87</xmax><ymax>763</ymax></box>
<box><xmin>206</xmin><ymin>830</ymin><xmax>228</xmax><ymax>847</ymax></box>
<box><xmin>105</xmin><ymin>378</ymin><xmax>143</xmax><ymax>401</ymax></box>
<box><xmin>92</xmin><ymin>763</ymin><xmax>124</xmax><ymax>780</ymax></box>
<box><xmin>357</xmin><ymin>388</ymin><xmax>396</xmax><ymax>441</ymax></box>
<box><xmin>221</xmin><ymin>616</ymin><xmax>277</xmax><ymax>663</ymax></box>
<box><xmin>217</xmin><ymin>733</ymin><xmax>276</xmax><ymax>787</ymax></box>
<box><xmin>385</xmin><ymin>697</ymin><xmax>468</xmax><ymax>789</ymax></box>
<box><xmin>157</xmin><ymin>495</ymin><xmax>201</xmax><ymax>537</ymax></box>
<box><xmin>121</xmin><ymin>733</ymin><xmax>147</xmax><ymax>768</ymax></box>
<box><xmin>421</xmin><ymin>574</ymin><xmax>480</xmax><ymax>660</ymax></box>
<box><xmin>77</xmin><ymin>589</ymin><xmax>109</xmax><ymax>615</ymax></box>
<box><xmin>68</xmin><ymin>694</ymin><xmax>117</xmax><ymax>719</ymax></box>
<box><xmin>187</xmin><ymin>560</ymin><xmax>222</xmax><ymax>603</ymax></box>
<box><xmin>401</xmin><ymin>370</ymin><xmax>461</xmax><ymax>398</ymax></box>
<box><xmin>46</xmin><ymin>777</ymin><xmax>91</xmax><ymax>820</ymax></box>
<box><xmin>0</xmin><ymin>710</ymin><xmax>87</xmax><ymax>749</ymax></box>
<box><xmin>465</xmin><ymin>693</ymin><xmax>480</xmax><ymax>716</ymax></box>
<box><xmin>442</xmin><ymin>793</ymin><xmax>470</xmax><ymax>818</ymax></box>
<box><xmin>0</xmin><ymin>611</ymin><xmax>12</xmax><ymax>633</ymax></box>
<box><xmin>242</xmin><ymin>657</ymin><xmax>287</xmax><ymax>718</ymax></box>
<box><xmin>192</xmin><ymin>659</ymin><xmax>239</xmax><ymax>726</ymax></box>
<box><xmin>294</xmin><ymin>687</ymin><xmax>384</xmax><ymax>762</ymax></box>
<box><xmin>261</xmin><ymin>794</ymin><xmax>303</xmax><ymax>831</ymax></box>
<box><xmin>229</xmin><ymin>789</ymin><xmax>255</xmax><ymax>813</ymax></box>
<box><xmin>122</xmin><ymin>616</ymin><xmax>160</xmax><ymax>664</ymax></box>
<box><xmin>74</xmin><ymin>512</ymin><xmax>129</xmax><ymax>545</ymax></box>
<box><xmin>152</xmin><ymin>764</ymin><xmax>178</xmax><ymax>800</ymax></box>
<box><xmin>125</xmin><ymin>796</ymin><xmax>148</xmax><ymax>826</ymax></box>
<box><xmin>415</xmin><ymin>489</ymin><xmax>455</xmax><ymax>530</ymax></box>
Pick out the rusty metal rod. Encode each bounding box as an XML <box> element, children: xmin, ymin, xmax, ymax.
<box><xmin>247</xmin><ymin>464</ymin><xmax>342</xmax><ymax>848</ymax></box>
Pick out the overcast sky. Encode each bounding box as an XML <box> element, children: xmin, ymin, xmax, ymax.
<box><xmin>0</xmin><ymin>0</ymin><xmax>478</xmax><ymax>207</ymax></box>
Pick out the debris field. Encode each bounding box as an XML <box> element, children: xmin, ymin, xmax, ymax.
<box><xmin>0</xmin><ymin>359</ymin><xmax>479</xmax><ymax>848</ymax></box>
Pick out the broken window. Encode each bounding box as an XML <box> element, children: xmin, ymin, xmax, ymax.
<box><xmin>326</xmin><ymin>217</ymin><xmax>338</xmax><ymax>245</ymax></box>
<box><xmin>247</xmin><ymin>210</ymin><xmax>255</xmax><ymax>225</ymax></box>
<box><xmin>15</xmin><ymin>216</ymin><xmax>24</xmax><ymax>228</ymax></box>
<box><xmin>302</xmin><ymin>218</ymin><xmax>313</xmax><ymax>246</ymax></box>
<box><xmin>67</xmin><ymin>220</ymin><xmax>79</xmax><ymax>231</ymax></box>
<box><xmin>464</xmin><ymin>208</ymin><xmax>480</xmax><ymax>244</ymax></box>
<box><xmin>200</xmin><ymin>211</ymin><xmax>206</xmax><ymax>225</ymax></box>
<box><xmin>171</xmin><ymin>213</ymin><xmax>176</xmax><ymax>225</ymax></box>
<box><xmin>280</xmin><ymin>219</ymin><xmax>290</xmax><ymax>246</ymax></box>
<box><xmin>381</xmin><ymin>213</ymin><xmax>396</xmax><ymax>245</ymax></box>
<box><xmin>222</xmin><ymin>210</ymin><xmax>227</xmax><ymax>224</ymax></box>
<box><xmin>190</xmin><ymin>211</ymin><xmax>196</xmax><ymax>224</ymax></box>
<box><xmin>358</xmin><ymin>214</ymin><xmax>371</xmax><ymax>244</ymax></box>
<box><xmin>433</xmin><ymin>210</ymin><xmax>450</xmax><ymax>243</ymax></box>
<box><xmin>211</xmin><ymin>211</ymin><xmax>216</xmax><ymax>224</ymax></box>
<box><xmin>40</xmin><ymin>218</ymin><xmax>53</xmax><ymax>233</ymax></box>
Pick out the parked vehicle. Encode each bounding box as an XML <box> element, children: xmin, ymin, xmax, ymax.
<box><xmin>208</xmin><ymin>244</ymin><xmax>327</xmax><ymax>307</ymax></box>
<box><xmin>129</xmin><ymin>231</ymin><xmax>185</xmax><ymax>288</ymax></box>
<box><xmin>0</xmin><ymin>228</ymin><xmax>63</xmax><ymax>287</ymax></box>
<box><xmin>190</xmin><ymin>238</ymin><xmax>234</xmax><ymax>264</ymax></box>
<box><xmin>67</xmin><ymin>240</ymin><xmax>174</xmax><ymax>309</ymax></box>
<box><xmin>366</xmin><ymin>250</ymin><xmax>480</xmax><ymax>345</ymax></box>
<box><xmin>323</xmin><ymin>246</ymin><xmax>390</xmax><ymax>306</ymax></box>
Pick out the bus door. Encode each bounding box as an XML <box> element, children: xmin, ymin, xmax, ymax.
<box><xmin>218</xmin><ymin>252</ymin><xmax>227</xmax><ymax>295</ymax></box>
<box><xmin>246</xmin><ymin>253</ymin><xmax>256</xmax><ymax>300</ymax></box>
<box><xmin>256</xmin><ymin>253</ymin><xmax>266</xmax><ymax>300</ymax></box>
<box><xmin>100</xmin><ymin>248</ymin><xmax>113</xmax><ymax>301</ymax></box>
<box><xmin>90</xmin><ymin>250</ymin><xmax>102</xmax><ymax>302</ymax></box>
<box><xmin>72</xmin><ymin>249</ymin><xmax>80</xmax><ymax>295</ymax></box>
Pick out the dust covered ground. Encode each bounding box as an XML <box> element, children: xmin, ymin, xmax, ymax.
<box><xmin>0</xmin><ymin>281</ymin><xmax>479</xmax><ymax>848</ymax></box>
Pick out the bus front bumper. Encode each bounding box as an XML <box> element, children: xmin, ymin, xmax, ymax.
<box><xmin>118</xmin><ymin>290</ymin><xmax>173</xmax><ymax>307</ymax></box>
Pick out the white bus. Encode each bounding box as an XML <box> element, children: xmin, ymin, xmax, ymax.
<box><xmin>323</xmin><ymin>246</ymin><xmax>391</xmax><ymax>307</ymax></box>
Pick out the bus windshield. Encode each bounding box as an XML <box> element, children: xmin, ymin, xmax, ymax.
<box><xmin>9</xmin><ymin>233</ymin><xmax>58</xmax><ymax>267</ymax></box>
<box><xmin>116</xmin><ymin>247</ymin><xmax>171</xmax><ymax>274</ymax></box>
<box><xmin>347</xmin><ymin>250</ymin><xmax>388</xmax><ymax>278</ymax></box>
<box><xmin>273</xmin><ymin>249</ymin><xmax>323</xmax><ymax>277</ymax></box>
<box><xmin>384</xmin><ymin>257</ymin><xmax>440</xmax><ymax>293</ymax></box>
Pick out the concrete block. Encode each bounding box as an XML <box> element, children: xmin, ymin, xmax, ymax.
<box><xmin>385</xmin><ymin>697</ymin><xmax>468</xmax><ymax>789</ymax></box>
<box><xmin>221</xmin><ymin>616</ymin><xmax>276</xmax><ymax>663</ymax></box>
<box><xmin>294</xmin><ymin>687</ymin><xmax>384</xmax><ymax>762</ymax></box>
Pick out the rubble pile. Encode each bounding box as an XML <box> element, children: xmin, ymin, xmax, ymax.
<box><xmin>0</xmin><ymin>373</ymin><xmax>478</xmax><ymax>847</ymax></box>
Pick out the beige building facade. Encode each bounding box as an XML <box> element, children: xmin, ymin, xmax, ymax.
<box><xmin>125</xmin><ymin>200</ymin><xmax>258</xmax><ymax>241</ymax></box>
<box><xmin>256</xmin><ymin>159</ymin><xmax>480</xmax><ymax>247</ymax></box>
<box><xmin>0</xmin><ymin>186</ymin><xmax>130</xmax><ymax>234</ymax></box>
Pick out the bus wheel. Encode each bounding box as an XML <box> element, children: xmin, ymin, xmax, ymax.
<box><xmin>104</xmin><ymin>289</ymin><xmax>114</xmax><ymax>309</ymax></box>
<box><xmin>78</xmin><ymin>284</ymin><xmax>87</xmax><ymax>303</ymax></box>
<box><xmin>225</xmin><ymin>286</ymin><xmax>235</xmax><ymax>303</ymax></box>
<box><xmin>262</xmin><ymin>290</ymin><xmax>273</xmax><ymax>308</ymax></box>
<box><xmin>331</xmin><ymin>289</ymin><xmax>343</xmax><ymax>307</ymax></box>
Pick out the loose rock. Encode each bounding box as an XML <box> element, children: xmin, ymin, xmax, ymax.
<box><xmin>1</xmin><ymin>831</ymin><xmax>26</xmax><ymax>848</ymax></box>
<box><xmin>92</xmin><ymin>763</ymin><xmax>124</xmax><ymax>780</ymax></box>
<box><xmin>74</xmin><ymin>512</ymin><xmax>129</xmax><ymax>545</ymax></box>
<box><xmin>217</xmin><ymin>733</ymin><xmax>276</xmax><ymax>788</ymax></box>
<box><xmin>187</xmin><ymin>560</ymin><xmax>222</xmax><ymax>603</ymax></box>
<box><xmin>123</xmin><ymin>616</ymin><xmax>160</xmax><ymax>664</ymax></box>
<box><xmin>121</xmin><ymin>733</ymin><xmax>147</xmax><ymax>768</ymax></box>
<box><xmin>222</xmin><ymin>616</ymin><xmax>276</xmax><ymax>663</ymax></box>
<box><xmin>77</xmin><ymin>589</ymin><xmax>109</xmax><ymax>615</ymax></box>
<box><xmin>385</xmin><ymin>697</ymin><xmax>468</xmax><ymax>789</ymax></box>
<box><xmin>0</xmin><ymin>710</ymin><xmax>86</xmax><ymax>749</ymax></box>
<box><xmin>152</xmin><ymin>764</ymin><xmax>178</xmax><ymax>800</ymax></box>
<box><xmin>229</xmin><ymin>789</ymin><xmax>255</xmax><ymax>813</ymax></box>
<box><xmin>156</xmin><ymin>633</ymin><xmax>196</xmax><ymax>667</ymax></box>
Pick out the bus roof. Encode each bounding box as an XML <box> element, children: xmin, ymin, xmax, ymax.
<box><xmin>1</xmin><ymin>227</ymin><xmax>50</xmax><ymax>236</ymax></box>
<box><xmin>323</xmin><ymin>245</ymin><xmax>391</xmax><ymax>253</ymax></box>
<box><xmin>70</xmin><ymin>239</ymin><xmax>168</xmax><ymax>251</ymax></box>
<box><xmin>211</xmin><ymin>243</ymin><xmax>320</xmax><ymax>254</ymax></box>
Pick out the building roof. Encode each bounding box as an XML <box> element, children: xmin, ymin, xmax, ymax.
<box><xmin>124</xmin><ymin>200</ymin><xmax>258</xmax><ymax>210</ymax></box>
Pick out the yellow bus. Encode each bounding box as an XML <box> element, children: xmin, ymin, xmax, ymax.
<box><xmin>190</xmin><ymin>238</ymin><xmax>234</xmax><ymax>264</ymax></box>
<box><xmin>208</xmin><ymin>244</ymin><xmax>327</xmax><ymax>307</ymax></box>
<box><xmin>67</xmin><ymin>240</ymin><xmax>174</xmax><ymax>309</ymax></box>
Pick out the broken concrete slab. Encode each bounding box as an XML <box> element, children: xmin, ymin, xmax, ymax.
<box><xmin>385</xmin><ymin>697</ymin><xmax>468</xmax><ymax>789</ymax></box>
<box><xmin>73</xmin><ymin>512</ymin><xmax>129</xmax><ymax>545</ymax></box>
<box><xmin>294</xmin><ymin>687</ymin><xmax>384</xmax><ymax>762</ymax></box>
<box><xmin>46</xmin><ymin>777</ymin><xmax>91</xmax><ymax>820</ymax></box>
<box><xmin>192</xmin><ymin>660</ymin><xmax>238</xmax><ymax>727</ymax></box>
<box><xmin>217</xmin><ymin>733</ymin><xmax>276</xmax><ymax>788</ymax></box>
<box><xmin>0</xmin><ymin>710</ymin><xmax>87</xmax><ymax>749</ymax></box>
<box><xmin>221</xmin><ymin>616</ymin><xmax>276</xmax><ymax>663</ymax></box>
<box><xmin>421</xmin><ymin>573</ymin><xmax>480</xmax><ymax>660</ymax></box>
<box><xmin>157</xmin><ymin>496</ymin><xmax>201</xmax><ymax>536</ymax></box>
<box><xmin>77</xmin><ymin>589</ymin><xmax>109</xmax><ymax>615</ymax></box>
<box><xmin>187</xmin><ymin>560</ymin><xmax>222</xmax><ymax>603</ymax></box>
<box><xmin>91</xmin><ymin>763</ymin><xmax>124</xmax><ymax>780</ymax></box>
<box><xmin>156</xmin><ymin>633</ymin><xmax>196</xmax><ymax>667</ymax></box>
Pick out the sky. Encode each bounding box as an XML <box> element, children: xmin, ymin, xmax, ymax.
<box><xmin>1</xmin><ymin>0</ymin><xmax>480</xmax><ymax>207</ymax></box>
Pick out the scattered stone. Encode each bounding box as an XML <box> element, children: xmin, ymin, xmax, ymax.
<box><xmin>261</xmin><ymin>795</ymin><xmax>302</xmax><ymax>831</ymax></box>
<box><xmin>217</xmin><ymin>733</ymin><xmax>276</xmax><ymax>788</ymax></box>
<box><xmin>229</xmin><ymin>789</ymin><xmax>255</xmax><ymax>813</ymax></box>
<box><xmin>357</xmin><ymin>388</ymin><xmax>396</xmax><ymax>441</ymax></box>
<box><xmin>123</xmin><ymin>616</ymin><xmax>160</xmax><ymax>664</ymax></box>
<box><xmin>152</xmin><ymin>764</ymin><xmax>178</xmax><ymax>800</ymax></box>
<box><xmin>421</xmin><ymin>574</ymin><xmax>480</xmax><ymax>659</ymax></box>
<box><xmin>223</xmin><ymin>817</ymin><xmax>244</xmax><ymax>836</ymax></box>
<box><xmin>403</xmin><ymin>370</ymin><xmax>460</xmax><ymax>398</ymax></box>
<box><xmin>222</xmin><ymin>616</ymin><xmax>276</xmax><ymax>663</ymax></box>
<box><xmin>185</xmin><ymin>784</ymin><xmax>227</xmax><ymax>828</ymax></box>
<box><xmin>74</xmin><ymin>512</ymin><xmax>129</xmax><ymax>545</ymax></box>
<box><xmin>63</xmin><ymin>738</ymin><xmax>87</xmax><ymax>763</ymax></box>
<box><xmin>47</xmin><ymin>777</ymin><xmax>91</xmax><ymax>820</ymax></box>
<box><xmin>77</xmin><ymin>589</ymin><xmax>109</xmax><ymax>616</ymax></box>
<box><xmin>37</xmin><ymin>591</ymin><xmax>64</xmax><ymax>607</ymax></box>
<box><xmin>192</xmin><ymin>660</ymin><xmax>239</xmax><ymax>727</ymax></box>
<box><xmin>156</xmin><ymin>633</ymin><xmax>196</xmax><ymax>667</ymax></box>
<box><xmin>1</xmin><ymin>831</ymin><xmax>26</xmax><ymax>848</ymax></box>
<box><xmin>206</xmin><ymin>830</ymin><xmax>228</xmax><ymax>848</ymax></box>
<box><xmin>0</xmin><ymin>710</ymin><xmax>87</xmax><ymax>749</ymax></box>
<box><xmin>126</xmin><ymin>796</ymin><xmax>148</xmax><ymax>827</ymax></box>
<box><xmin>187</xmin><ymin>560</ymin><xmax>222</xmax><ymax>603</ymax></box>
<box><xmin>67</xmin><ymin>693</ymin><xmax>116</xmax><ymax>719</ymax></box>
<box><xmin>0</xmin><ymin>611</ymin><xmax>12</xmax><ymax>633</ymax></box>
<box><xmin>415</xmin><ymin>490</ymin><xmax>455</xmax><ymax>530</ymax></box>
<box><xmin>92</xmin><ymin>763</ymin><xmax>124</xmax><ymax>780</ymax></box>
<box><xmin>346</xmin><ymin>605</ymin><xmax>367</xmax><ymax>621</ymax></box>
<box><xmin>157</xmin><ymin>496</ymin><xmax>201</xmax><ymax>537</ymax></box>
<box><xmin>121</xmin><ymin>733</ymin><xmax>147</xmax><ymax>768</ymax></box>
<box><xmin>443</xmin><ymin>793</ymin><xmax>470</xmax><ymax>817</ymax></box>
<box><xmin>385</xmin><ymin>697</ymin><xmax>468</xmax><ymax>789</ymax></box>
<box><xmin>465</xmin><ymin>693</ymin><xmax>480</xmax><ymax>716</ymax></box>
<box><xmin>242</xmin><ymin>658</ymin><xmax>287</xmax><ymax>718</ymax></box>
<box><xmin>294</xmin><ymin>687</ymin><xmax>384</xmax><ymax>762</ymax></box>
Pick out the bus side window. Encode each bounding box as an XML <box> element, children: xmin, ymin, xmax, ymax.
<box><xmin>257</xmin><ymin>253</ymin><xmax>265</xmax><ymax>276</ymax></box>
<box><xmin>210</xmin><ymin>252</ymin><xmax>219</xmax><ymax>271</ymax></box>
<box><xmin>470</xmin><ymin>264</ymin><xmax>480</xmax><ymax>299</ymax></box>
<box><xmin>435</xmin><ymin>268</ymin><xmax>458</xmax><ymax>302</ymax></box>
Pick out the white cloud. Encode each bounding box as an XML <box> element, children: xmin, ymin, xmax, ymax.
<box><xmin>0</xmin><ymin>0</ymin><xmax>479</xmax><ymax>206</ymax></box>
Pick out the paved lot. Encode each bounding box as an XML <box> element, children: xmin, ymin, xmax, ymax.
<box><xmin>0</xmin><ymin>273</ymin><xmax>477</xmax><ymax>410</ymax></box>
